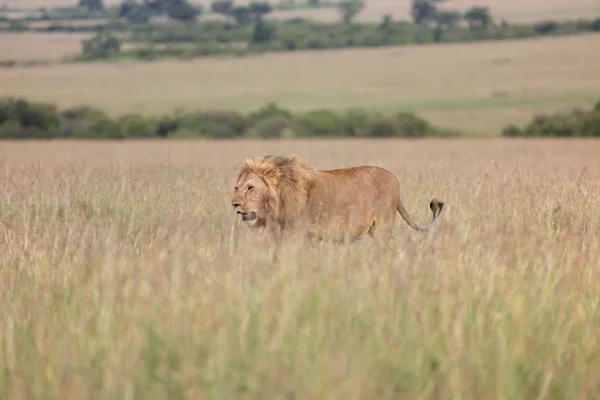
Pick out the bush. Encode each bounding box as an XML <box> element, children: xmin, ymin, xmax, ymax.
<box><xmin>501</xmin><ymin>124</ymin><xmax>523</xmax><ymax>137</ymax></box>
<box><xmin>297</xmin><ymin>109</ymin><xmax>345</xmax><ymax>137</ymax></box>
<box><xmin>0</xmin><ymin>97</ymin><xmax>60</xmax><ymax>139</ymax></box>
<box><xmin>0</xmin><ymin>97</ymin><xmax>464</xmax><ymax>140</ymax></box>
<box><xmin>117</xmin><ymin>114</ymin><xmax>156</xmax><ymax>138</ymax></box>
<box><xmin>247</xmin><ymin>115</ymin><xmax>300</xmax><ymax>138</ymax></box>
<box><xmin>533</xmin><ymin>20</ymin><xmax>558</xmax><ymax>35</ymax></box>
<box><xmin>394</xmin><ymin>111</ymin><xmax>432</xmax><ymax>137</ymax></box>
<box><xmin>177</xmin><ymin>110</ymin><xmax>247</xmax><ymax>138</ymax></box>
<box><xmin>500</xmin><ymin>100</ymin><xmax>600</xmax><ymax>137</ymax></box>
<box><xmin>247</xmin><ymin>102</ymin><xmax>293</xmax><ymax>126</ymax></box>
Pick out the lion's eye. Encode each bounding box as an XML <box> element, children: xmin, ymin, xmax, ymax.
<box><xmin>247</xmin><ymin>185</ymin><xmax>254</xmax><ymax>192</ymax></box>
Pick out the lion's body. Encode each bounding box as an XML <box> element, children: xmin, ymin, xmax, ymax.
<box><xmin>231</xmin><ymin>154</ymin><xmax>444</xmax><ymax>254</ymax></box>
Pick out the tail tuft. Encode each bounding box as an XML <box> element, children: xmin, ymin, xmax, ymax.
<box><xmin>429</xmin><ymin>198</ymin><xmax>445</xmax><ymax>217</ymax></box>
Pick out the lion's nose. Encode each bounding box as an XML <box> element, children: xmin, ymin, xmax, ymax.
<box><xmin>232</xmin><ymin>201</ymin><xmax>241</xmax><ymax>208</ymax></box>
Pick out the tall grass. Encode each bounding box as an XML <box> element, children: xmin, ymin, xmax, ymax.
<box><xmin>1</xmin><ymin>139</ymin><xmax>599</xmax><ymax>399</ymax></box>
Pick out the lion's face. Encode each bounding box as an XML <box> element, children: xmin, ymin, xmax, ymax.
<box><xmin>231</xmin><ymin>171</ymin><xmax>271</xmax><ymax>227</ymax></box>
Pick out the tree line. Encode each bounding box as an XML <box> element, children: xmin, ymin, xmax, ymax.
<box><xmin>1</xmin><ymin>96</ymin><xmax>599</xmax><ymax>140</ymax></box>
<box><xmin>0</xmin><ymin>97</ymin><xmax>462</xmax><ymax>140</ymax></box>
<box><xmin>3</xmin><ymin>0</ymin><xmax>598</xmax><ymax>63</ymax></box>
<box><xmin>502</xmin><ymin>101</ymin><xmax>600</xmax><ymax>138</ymax></box>
<box><xmin>75</xmin><ymin>17</ymin><xmax>600</xmax><ymax>61</ymax></box>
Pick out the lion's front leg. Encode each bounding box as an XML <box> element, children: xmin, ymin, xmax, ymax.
<box><xmin>267</xmin><ymin>219</ymin><xmax>285</xmax><ymax>264</ymax></box>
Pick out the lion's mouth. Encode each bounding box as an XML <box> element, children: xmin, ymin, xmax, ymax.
<box><xmin>238</xmin><ymin>211</ymin><xmax>257</xmax><ymax>221</ymax></box>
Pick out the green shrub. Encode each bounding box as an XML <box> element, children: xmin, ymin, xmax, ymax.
<box><xmin>340</xmin><ymin>108</ymin><xmax>371</xmax><ymax>137</ymax></box>
<box><xmin>533</xmin><ymin>20</ymin><xmax>558</xmax><ymax>35</ymax></box>
<box><xmin>500</xmin><ymin>100</ymin><xmax>600</xmax><ymax>137</ymax></box>
<box><xmin>0</xmin><ymin>120</ymin><xmax>54</xmax><ymax>139</ymax></box>
<box><xmin>297</xmin><ymin>109</ymin><xmax>345</xmax><ymax>137</ymax></box>
<box><xmin>117</xmin><ymin>114</ymin><xmax>156</xmax><ymax>138</ymax></box>
<box><xmin>394</xmin><ymin>111</ymin><xmax>432</xmax><ymax>137</ymax></box>
<box><xmin>178</xmin><ymin>110</ymin><xmax>247</xmax><ymax>138</ymax></box>
<box><xmin>247</xmin><ymin>115</ymin><xmax>300</xmax><ymax>138</ymax></box>
<box><xmin>0</xmin><ymin>97</ymin><xmax>464</xmax><ymax>140</ymax></box>
<box><xmin>247</xmin><ymin>102</ymin><xmax>293</xmax><ymax>126</ymax></box>
<box><xmin>155</xmin><ymin>116</ymin><xmax>180</xmax><ymax>137</ymax></box>
<box><xmin>73</xmin><ymin>118</ymin><xmax>124</xmax><ymax>139</ymax></box>
<box><xmin>501</xmin><ymin>124</ymin><xmax>523</xmax><ymax>137</ymax></box>
<box><xmin>580</xmin><ymin>111</ymin><xmax>600</xmax><ymax>137</ymax></box>
<box><xmin>0</xmin><ymin>97</ymin><xmax>60</xmax><ymax>138</ymax></box>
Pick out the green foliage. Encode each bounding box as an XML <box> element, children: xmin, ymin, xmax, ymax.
<box><xmin>0</xmin><ymin>97</ymin><xmax>462</xmax><ymax>140</ymax></box>
<box><xmin>0</xmin><ymin>97</ymin><xmax>59</xmax><ymax>139</ymax></box>
<box><xmin>78</xmin><ymin>0</ymin><xmax>104</xmax><ymax>11</ymax></box>
<box><xmin>64</xmin><ymin>14</ymin><xmax>600</xmax><ymax>63</ymax></box>
<box><xmin>410</xmin><ymin>0</ymin><xmax>437</xmax><ymax>27</ymax></box>
<box><xmin>463</xmin><ymin>6</ymin><xmax>492</xmax><ymax>29</ymax></box>
<box><xmin>117</xmin><ymin>0</ymin><xmax>201</xmax><ymax>23</ymax></box>
<box><xmin>251</xmin><ymin>19</ymin><xmax>276</xmax><ymax>43</ymax></box>
<box><xmin>246</xmin><ymin>115</ymin><xmax>300</xmax><ymax>138</ymax></box>
<box><xmin>337</xmin><ymin>0</ymin><xmax>365</xmax><ymax>24</ymax></box>
<box><xmin>167</xmin><ymin>0</ymin><xmax>203</xmax><ymax>22</ymax></box>
<box><xmin>81</xmin><ymin>32</ymin><xmax>121</xmax><ymax>59</ymax></box>
<box><xmin>211</xmin><ymin>0</ymin><xmax>234</xmax><ymax>17</ymax></box>
<box><xmin>501</xmin><ymin>102</ymin><xmax>600</xmax><ymax>137</ymax></box>
<box><xmin>119</xmin><ymin>0</ymin><xmax>152</xmax><ymax>23</ymax></box>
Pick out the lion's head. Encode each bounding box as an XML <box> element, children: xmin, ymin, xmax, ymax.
<box><xmin>231</xmin><ymin>154</ymin><xmax>313</xmax><ymax>229</ymax></box>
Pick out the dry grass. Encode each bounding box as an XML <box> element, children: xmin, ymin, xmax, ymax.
<box><xmin>11</xmin><ymin>0</ymin><xmax>600</xmax><ymax>23</ymax></box>
<box><xmin>0</xmin><ymin>32</ymin><xmax>91</xmax><ymax>62</ymax></box>
<box><xmin>2</xmin><ymin>33</ymin><xmax>599</xmax><ymax>136</ymax></box>
<box><xmin>1</xmin><ymin>138</ymin><xmax>599</xmax><ymax>398</ymax></box>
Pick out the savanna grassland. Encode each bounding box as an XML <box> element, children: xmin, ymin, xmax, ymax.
<box><xmin>1</xmin><ymin>138</ymin><xmax>599</xmax><ymax>398</ymax></box>
<box><xmin>1</xmin><ymin>33</ymin><xmax>599</xmax><ymax>136</ymax></box>
<box><xmin>0</xmin><ymin>32</ymin><xmax>93</xmax><ymax>62</ymax></box>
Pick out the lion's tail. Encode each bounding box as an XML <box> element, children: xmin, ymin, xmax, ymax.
<box><xmin>397</xmin><ymin>197</ymin><xmax>444</xmax><ymax>232</ymax></box>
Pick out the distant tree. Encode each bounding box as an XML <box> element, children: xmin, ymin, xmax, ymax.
<box><xmin>308</xmin><ymin>0</ymin><xmax>320</xmax><ymax>7</ymax></box>
<box><xmin>251</xmin><ymin>18</ymin><xmax>275</xmax><ymax>43</ymax></box>
<box><xmin>463</xmin><ymin>6</ymin><xmax>492</xmax><ymax>29</ymax></box>
<box><xmin>81</xmin><ymin>32</ymin><xmax>121</xmax><ymax>58</ymax></box>
<box><xmin>78</xmin><ymin>0</ymin><xmax>104</xmax><ymax>11</ymax></box>
<box><xmin>119</xmin><ymin>0</ymin><xmax>151</xmax><ymax>22</ymax></box>
<box><xmin>141</xmin><ymin>0</ymin><xmax>165</xmax><ymax>13</ymax></box>
<box><xmin>211</xmin><ymin>0</ymin><xmax>234</xmax><ymax>17</ymax></box>
<box><xmin>231</xmin><ymin>6</ymin><xmax>251</xmax><ymax>24</ymax></box>
<box><xmin>229</xmin><ymin>2</ymin><xmax>270</xmax><ymax>24</ymax></box>
<box><xmin>410</xmin><ymin>0</ymin><xmax>451</xmax><ymax>27</ymax></box>
<box><xmin>337</xmin><ymin>0</ymin><xmax>364</xmax><ymax>24</ymax></box>
<box><xmin>431</xmin><ymin>10</ymin><xmax>460</xmax><ymax>41</ymax></box>
<box><xmin>167</xmin><ymin>0</ymin><xmax>202</xmax><ymax>22</ymax></box>
<box><xmin>435</xmin><ymin>9</ymin><xmax>460</xmax><ymax>29</ymax></box>
<box><xmin>248</xmin><ymin>1</ymin><xmax>272</xmax><ymax>19</ymax></box>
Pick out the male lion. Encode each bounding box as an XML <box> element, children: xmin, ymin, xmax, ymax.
<box><xmin>231</xmin><ymin>154</ymin><xmax>444</xmax><ymax>259</ymax></box>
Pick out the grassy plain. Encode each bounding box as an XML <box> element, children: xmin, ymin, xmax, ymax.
<box><xmin>0</xmin><ymin>32</ymin><xmax>92</xmax><ymax>62</ymax></box>
<box><xmin>2</xmin><ymin>33</ymin><xmax>599</xmax><ymax>136</ymax></box>
<box><xmin>12</xmin><ymin>0</ymin><xmax>600</xmax><ymax>23</ymax></box>
<box><xmin>1</xmin><ymin>138</ymin><xmax>599</xmax><ymax>398</ymax></box>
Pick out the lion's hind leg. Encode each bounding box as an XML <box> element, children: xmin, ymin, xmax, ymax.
<box><xmin>367</xmin><ymin>219</ymin><xmax>397</xmax><ymax>251</ymax></box>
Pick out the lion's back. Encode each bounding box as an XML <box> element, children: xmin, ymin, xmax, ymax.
<box><xmin>303</xmin><ymin>166</ymin><xmax>399</xmax><ymax>234</ymax></box>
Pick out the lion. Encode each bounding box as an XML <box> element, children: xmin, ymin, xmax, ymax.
<box><xmin>230</xmin><ymin>154</ymin><xmax>444</xmax><ymax>260</ymax></box>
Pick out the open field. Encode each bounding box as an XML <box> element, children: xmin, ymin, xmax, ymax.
<box><xmin>0</xmin><ymin>32</ymin><xmax>92</xmax><ymax>62</ymax></box>
<box><xmin>2</xmin><ymin>33</ymin><xmax>599</xmax><ymax>136</ymax></box>
<box><xmin>1</xmin><ymin>138</ymin><xmax>599</xmax><ymax>398</ymax></box>
<box><xmin>11</xmin><ymin>0</ymin><xmax>600</xmax><ymax>23</ymax></box>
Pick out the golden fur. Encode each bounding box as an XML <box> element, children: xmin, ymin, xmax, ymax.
<box><xmin>231</xmin><ymin>154</ymin><xmax>444</xmax><ymax>257</ymax></box>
